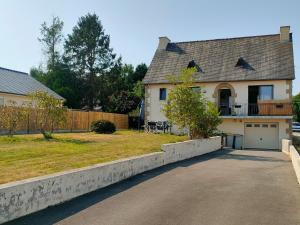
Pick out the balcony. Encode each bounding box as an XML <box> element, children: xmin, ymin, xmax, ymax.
<box><xmin>218</xmin><ymin>100</ymin><xmax>293</xmax><ymax>117</ymax></box>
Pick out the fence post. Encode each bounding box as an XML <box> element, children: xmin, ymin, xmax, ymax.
<box><xmin>87</xmin><ymin>111</ymin><xmax>90</xmax><ymax>132</ymax></box>
<box><xmin>71</xmin><ymin>110</ymin><xmax>74</xmax><ymax>133</ymax></box>
<box><xmin>27</xmin><ymin>112</ymin><xmax>30</xmax><ymax>134</ymax></box>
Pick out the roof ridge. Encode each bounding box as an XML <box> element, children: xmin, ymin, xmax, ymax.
<box><xmin>0</xmin><ymin>66</ymin><xmax>28</xmax><ymax>75</ymax></box>
<box><xmin>172</xmin><ymin>33</ymin><xmax>279</xmax><ymax>45</ymax></box>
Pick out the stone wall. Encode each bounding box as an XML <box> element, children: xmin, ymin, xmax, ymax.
<box><xmin>0</xmin><ymin>136</ymin><xmax>221</xmax><ymax>224</ymax></box>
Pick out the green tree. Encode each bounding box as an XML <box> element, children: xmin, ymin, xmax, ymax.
<box><xmin>106</xmin><ymin>91</ymin><xmax>140</xmax><ymax>114</ymax></box>
<box><xmin>30</xmin><ymin>63</ymin><xmax>82</xmax><ymax>109</ymax></box>
<box><xmin>130</xmin><ymin>63</ymin><xmax>148</xmax><ymax>83</ymax></box>
<box><xmin>30</xmin><ymin>91</ymin><xmax>66</xmax><ymax>139</ymax></box>
<box><xmin>38</xmin><ymin>16</ymin><xmax>64</xmax><ymax>70</ymax></box>
<box><xmin>163</xmin><ymin>68</ymin><xmax>222</xmax><ymax>139</ymax></box>
<box><xmin>293</xmin><ymin>93</ymin><xmax>300</xmax><ymax>122</ymax></box>
<box><xmin>64</xmin><ymin>13</ymin><xmax>117</xmax><ymax>109</ymax></box>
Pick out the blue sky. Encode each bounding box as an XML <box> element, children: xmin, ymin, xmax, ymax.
<box><xmin>0</xmin><ymin>0</ymin><xmax>299</xmax><ymax>94</ymax></box>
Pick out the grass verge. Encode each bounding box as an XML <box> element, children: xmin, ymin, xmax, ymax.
<box><xmin>0</xmin><ymin>130</ymin><xmax>187</xmax><ymax>184</ymax></box>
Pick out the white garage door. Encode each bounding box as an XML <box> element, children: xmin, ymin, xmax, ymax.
<box><xmin>244</xmin><ymin>123</ymin><xmax>279</xmax><ymax>149</ymax></box>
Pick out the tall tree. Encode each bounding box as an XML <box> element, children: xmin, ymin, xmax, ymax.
<box><xmin>293</xmin><ymin>93</ymin><xmax>300</xmax><ymax>122</ymax></box>
<box><xmin>64</xmin><ymin>13</ymin><xmax>117</xmax><ymax>109</ymax></box>
<box><xmin>38</xmin><ymin>16</ymin><xmax>64</xmax><ymax>70</ymax></box>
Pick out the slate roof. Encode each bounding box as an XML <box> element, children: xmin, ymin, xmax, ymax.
<box><xmin>0</xmin><ymin>67</ymin><xmax>64</xmax><ymax>100</ymax></box>
<box><xmin>143</xmin><ymin>34</ymin><xmax>295</xmax><ymax>84</ymax></box>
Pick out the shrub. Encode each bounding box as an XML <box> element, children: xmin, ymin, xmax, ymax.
<box><xmin>29</xmin><ymin>91</ymin><xmax>66</xmax><ymax>139</ymax></box>
<box><xmin>163</xmin><ymin>68</ymin><xmax>222</xmax><ymax>139</ymax></box>
<box><xmin>91</xmin><ymin>120</ymin><xmax>116</xmax><ymax>134</ymax></box>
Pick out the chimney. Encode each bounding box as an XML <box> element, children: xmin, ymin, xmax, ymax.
<box><xmin>280</xmin><ymin>26</ymin><xmax>291</xmax><ymax>42</ymax></box>
<box><xmin>157</xmin><ymin>36</ymin><xmax>170</xmax><ymax>50</ymax></box>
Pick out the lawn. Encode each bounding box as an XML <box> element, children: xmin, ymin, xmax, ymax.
<box><xmin>0</xmin><ymin>130</ymin><xmax>187</xmax><ymax>184</ymax></box>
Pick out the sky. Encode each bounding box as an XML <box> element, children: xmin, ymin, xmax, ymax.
<box><xmin>0</xmin><ymin>0</ymin><xmax>299</xmax><ymax>94</ymax></box>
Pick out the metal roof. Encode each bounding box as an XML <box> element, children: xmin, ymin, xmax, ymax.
<box><xmin>0</xmin><ymin>67</ymin><xmax>64</xmax><ymax>100</ymax></box>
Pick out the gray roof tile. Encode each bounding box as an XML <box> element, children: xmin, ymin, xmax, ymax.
<box><xmin>0</xmin><ymin>67</ymin><xmax>64</xmax><ymax>100</ymax></box>
<box><xmin>143</xmin><ymin>34</ymin><xmax>295</xmax><ymax>84</ymax></box>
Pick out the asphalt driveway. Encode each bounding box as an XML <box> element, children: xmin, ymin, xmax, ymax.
<box><xmin>5</xmin><ymin>149</ymin><xmax>300</xmax><ymax>225</ymax></box>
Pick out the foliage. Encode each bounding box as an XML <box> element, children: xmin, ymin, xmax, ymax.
<box><xmin>293</xmin><ymin>93</ymin><xmax>300</xmax><ymax>122</ymax></box>
<box><xmin>64</xmin><ymin>13</ymin><xmax>117</xmax><ymax>109</ymax></box>
<box><xmin>0</xmin><ymin>101</ymin><xmax>28</xmax><ymax>136</ymax></box>
<box><xmin>29</xmin><ymin>91</ymin><xmax>67</xmax><ymax>139</ymax></box>
<box><xmin>106</xmin><ymin>91</ymin><xmax>140</xmax><ymax>114</ymax></box>
<box><xmin>91</xmin><ymin>120</ymin><xmax>116</xmax><ymax>134</ymax></box>
<box><xmin>98</xmin><ymin>62</ymin><xmax>147</xmax><ymax>113</ymax></box>
<box><xmin>33</xmin><ymin>14</ymin><xmax>148</xmax><ymax>112</ymax></box>
<box><xmin>38</xmin><ymin>16</ymin><xmax>64</xmax><ymax>70</ymax></box>
<box><xmin>163</xmin><ymin>68</ymin><xmax>222</xmax><ymax>139</ymax></box>
<box><xmin>30</xmin><ymin>63</ymin><xmax>82</xmax><ymax>108</ymax></box>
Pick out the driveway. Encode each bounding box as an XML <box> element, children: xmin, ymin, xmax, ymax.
<box><xmin>6</xmin><ymin>149</ymin><xmax>300</xmax><ymax>225</ymax></box>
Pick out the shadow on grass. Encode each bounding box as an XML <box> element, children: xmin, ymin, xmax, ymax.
<box><xmin>33</xmin><ymin>137</ymin><xmax>94</xmax><ymax>144</ymax></box>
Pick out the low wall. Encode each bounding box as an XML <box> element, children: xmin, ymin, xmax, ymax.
<box><xmin>282</xmin><ymin>139</ymin><xmax>292</xmax><ymax>154</ymax></box>
<box><xmin>0</xmin><ymin>136</ymin><xmax>221</xmax><ymax>224</ymax></box>
<box><xmin>282</xmin><ymin>139</ymin><xmax>300</xmax><ymax>184</ymax></box>
<box><xmin>162</xmin><ymin>136</ymin><xmax>221</xmax><ymax>164</ymax></box>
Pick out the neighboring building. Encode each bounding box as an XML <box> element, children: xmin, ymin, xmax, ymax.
<box><xmin>143</xmin><ymin>26</ymin><xmax>294</xmax><ymax>149</ymax></box>
<box><xmin>0</xmin><ymin>67</ymin><xmax>63</xmax><ymax>106</ymax></box>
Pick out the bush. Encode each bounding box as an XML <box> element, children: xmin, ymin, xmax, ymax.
<box><xmin>163</xmin><ymin>68</ymin><xmax>222</xmax><ymax>139</ymax></box>
<box><xmin>91</xmin><ymin>120</ymin><xmax>116</xmax><ymax>134</ymax></box>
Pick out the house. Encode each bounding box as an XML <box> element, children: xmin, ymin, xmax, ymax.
<box><xmin>0</xmin><ymin>67</ymin><xmax>63</xmax><ymax>106</ymax></box>
<box><xmin>143</xmin><ymin>26</ymin><xmax>294</xmax><ymax>149</ymax></box>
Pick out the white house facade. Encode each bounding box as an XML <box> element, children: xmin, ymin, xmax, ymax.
<box><xmin>143</xmin><ymin>26</ymin><xmax>294</xmax><ymax>150</ymax></box>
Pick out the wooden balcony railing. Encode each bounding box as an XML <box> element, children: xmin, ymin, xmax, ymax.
<box><xmin>218</xmin><ymin>100</ymin><xmax>293</xmax><ymax>116</ymax></box>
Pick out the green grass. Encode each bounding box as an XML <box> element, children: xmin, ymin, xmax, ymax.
<box><xmin>0</xmin><ymin>130</ymin><xmax>187</xmax><ymax>184</ymax></box>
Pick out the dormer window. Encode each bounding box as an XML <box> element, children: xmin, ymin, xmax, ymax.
<box><xmin>235</xmin><ymin>57</ymin><xmax>254</xmax><ymax>70</ymax></box>
<box><xmin>187</xmin><ymin>60</ymin><xmax>196</xmax><ymax>68</ymax></box>
<box><xmin>187</xmin><ymin>60</ymin><xmax>203</xmax><ymax>72</ymax></box>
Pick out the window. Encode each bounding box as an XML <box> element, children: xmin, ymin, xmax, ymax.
<box><xmin>254</xmin><ymin>124</ymin><xmax>260</xmax><ymax>127</ymax></box>
<box><xmin>246</xmin><ymin>124</ymin><xmax>252</xmax><ymax>127</ymax></box>
<box><xmin>0</xmin><ymin>98</ymin><xmax>4</xmax><ymax>106</ymax></box>
<box><xmin>191</xmin><ymin>86</ymin><xmax>201</xmax><ymax>93</ymax></box>
<box><xmin>270</xmin><ymin>124</ymin><xmax>277</xmax><ymax>128</ymax></box>
<box><xmin>258</xmin><ymin>85</ymin><xmax>273</xmax><ymax>100</ymax></box>
<box><xmin>262</xmin><ymin>124</ymin><xmax>268</xmax><ymax>128</ymax></box>
<box><xmin>159</xmin><ymin>88</ymin><xmax>167</xmax><ymax>101</ymax></box>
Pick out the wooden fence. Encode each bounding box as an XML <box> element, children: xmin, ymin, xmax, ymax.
<box><xmin>0</xmin><ymin>109</ymin><xmax>128</xmax><ymax>134</ymax></box>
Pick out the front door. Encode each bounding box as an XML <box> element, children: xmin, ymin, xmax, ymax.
<box><xmin>219</xmin><ymin>89</ymin><xmax>231</xmax><ymax>115</ymax></box>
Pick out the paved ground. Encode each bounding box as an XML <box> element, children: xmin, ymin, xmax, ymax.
<box><xmin>6</xmin><ymin>149</ymin><xmax>300</xmax><ymax>225</ymax></box>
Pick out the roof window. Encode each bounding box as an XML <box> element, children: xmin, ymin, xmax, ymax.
<box><xmin>187</xmin><ymin>60</ymin><xmax>203</xmax><ymax>72</ymax></box>
<box><xmin>235</xmin><ymin>57</ymin><xmax>254</xmax><ymax>70</ymax></box>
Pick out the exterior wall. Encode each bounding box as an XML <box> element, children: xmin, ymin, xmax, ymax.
<box><xmin>145</xmin><ymin>80</ymin><xmax>290</xmax><ymax>122</ymax></box>
<box><xmin>218</xmin><ymin>118</ymin><xmax>290</xmax><ymax>149</ymax></box>
<box><xmin>145</xmin><ymin>80</ymin><xmax>291</xmax><ymax>149</ymax></box>
<box><xmin>0</xmin><ymin>137</ymin><xmax>221</xmax><ymax>224</ymax></box>
<box><xmin>0</xmin><ymin>92</ymin><xmax>30</xmax><ymax>106</ymax></box>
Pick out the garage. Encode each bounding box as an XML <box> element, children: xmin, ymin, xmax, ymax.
<box><xmin>244</xmin><ymin>123</ymin><xmax>279</xmax><ymax>149</ymax></box>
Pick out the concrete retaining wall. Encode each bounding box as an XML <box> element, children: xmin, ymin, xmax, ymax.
<box><xmin>282</xmin><ymin>139</ymin><xmax>300</xmax><ymax>184</ymax></box>
<box><xmin>162</xmin><ymin>136</ymin><xmax>221</xmax><ymax>164</ymax></box>
<box><xmin>0</xmin><ymin>136</ymin><xmax>221</xmax><ymax>224</ymax></box>
<box><xmin>282</xmin><ymin>139</ymin><xmax>292</xmax><ymax>154</ymax></box>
